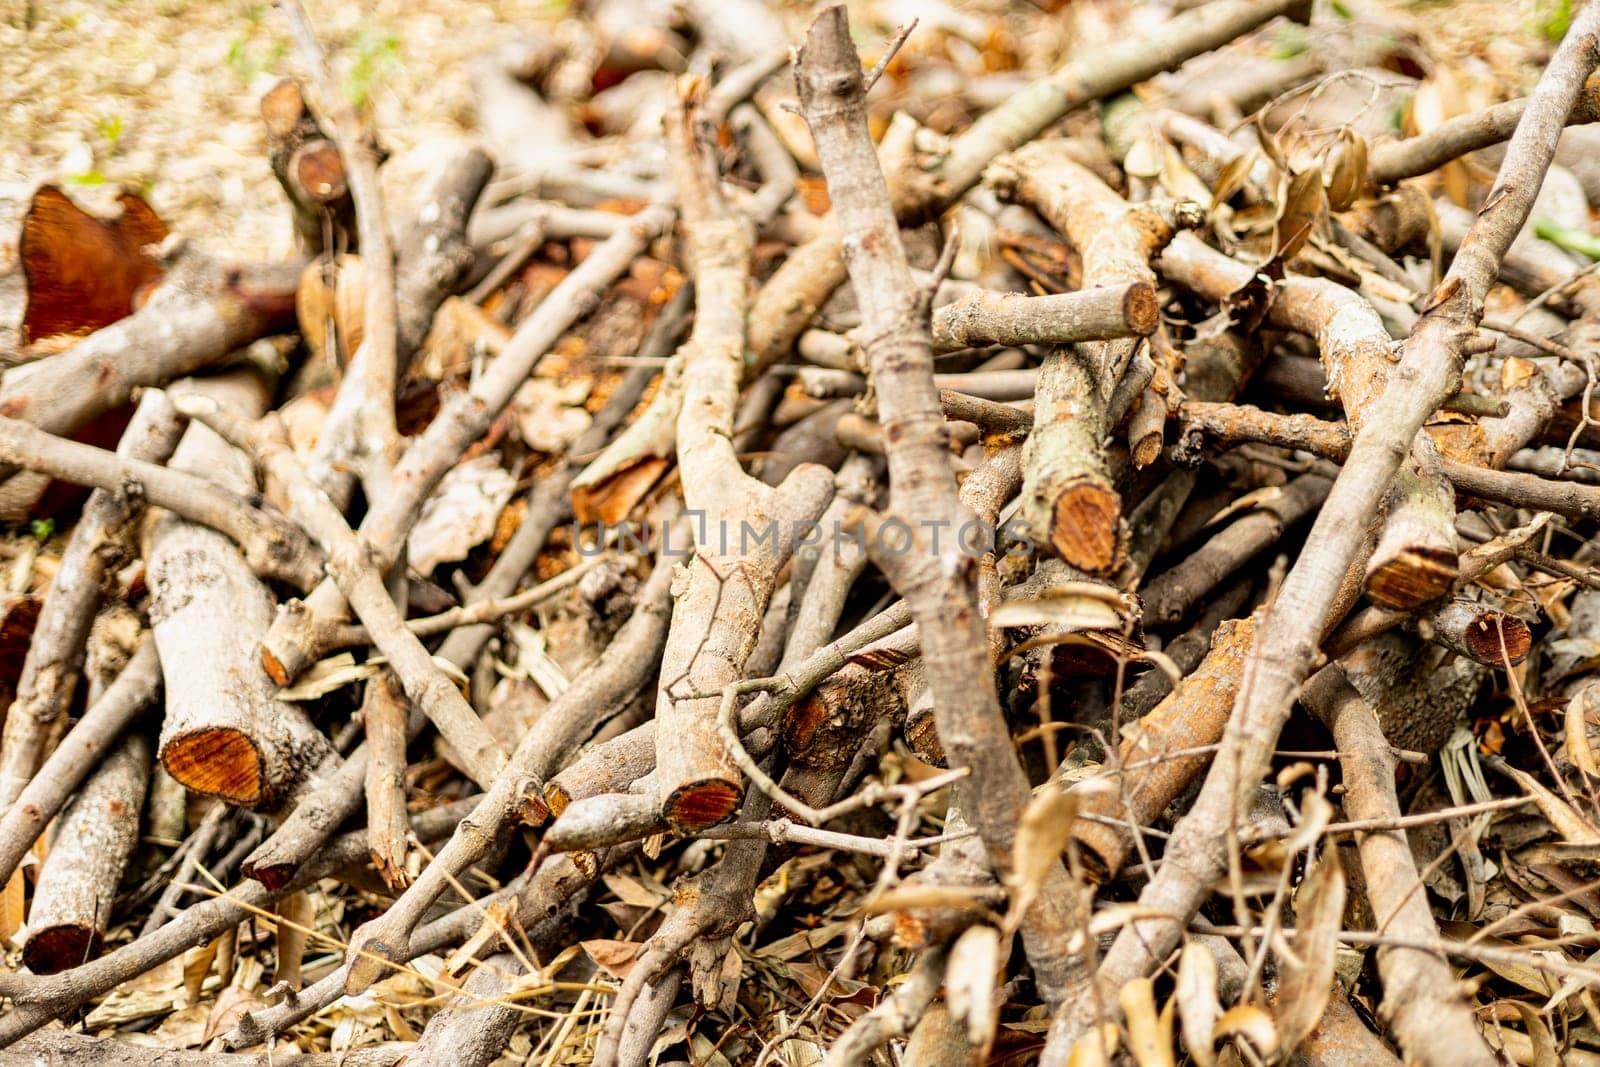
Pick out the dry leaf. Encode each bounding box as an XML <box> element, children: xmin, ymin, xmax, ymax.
<box><xmin>276</xmin><ymin>652</ymin><xmax>379</xmax><ymax>701</ymax></box>
<box><xmin>407</xmin><ymin>453</ymin><xmax>517</xmax><ymax>577</ymax></box>
<box><xmin>948</xmin><ymin>924</ymin><xmax>1001</xmax><ymax>1050</ymax></box>
<box><xmin>1323</xmin><ymin>128</ymin><xmax>1367</xmax><ymax>211</ymax></box>
<box><xmin>1121</xmin><ymin>976</ymin><xmax>1175</xmax><ymax>1067</ymax></box>
<box><xmin>1211</xmin><ymin>149</ymin><xmax>1259</xmax><ymax>209</ymax></box>
<box><xmin>20</xmin><ymin>185</ymin><xmax>168</xmax><ymax>343</ymax></box>
<box><xmin>1176</xmin><ymin>942</ymin><xmax>1220</xmax><ymax>1067</ymax></box>
<box><xmin>514</xmin><ymin>377</ymin><xmax>593</xmax><ymax>453</ymax></box>
<box><xmin>417</xmin><ymin>297</ymin><xmax>512</xmax><ymax>380</ymax></box>
<box><xmin>1274</xmin><ymin>167</ymin><xmax>1324</xmax><ymax>264</ymax></box>
<box><xmin>183</xmin><ymin>937</ymin><xmax>222</xmax><ymax>1006</ymax></box>
<box><xmin>1497</xmin><ymin>759</ymin><xmax>1600</xmax><ymax>845</ymax></box>
<box><xmin>601</xmin><ymin>872</ymin><xmax>667</xmax><ymax>908</ymax></box>
<box><xmin>1213</xmin><ymin>1003</ymin><xmax>1278</xmax><ymax>1059</ymax></box>
<box><xmin>296</xmin><ymin>254</ymin><xmax>365</xmax><ymax>365</ymax></box>
<box><xmin>201</xmin><ymin>985</ymin><xmax>268</xmax><ymax>1045</ymax></box>
<box><xmin>1275</xmin><ymin>848</ymin><xmax>1345</xmax><ymax>1053</ymax></box>
<box><xmin>1509</xmin><ymin>1001</ymin><xmax>1562</xmax><ymax>1067</ymax></box>
<box><xmin>0</xmin><ymin>869</ymin><xmax>23</xmax><ymax>946</ymax></box>
<box><xmin>1566</xmin><ymin>687</ymin><xmax>1600</xmax><ymax>777</ymax></box>
<box><xmin>274</xmin><ymin>890</ymin><xmax>314</xmax><ymax>990</ymax></box>
<box><xmin>989</xmin><ymin>593</ymin><xmax>1125</xmax><ymax>632</ymax></box>
<box><xmin>1006</xmin><ymin>785</ymin><xmax>1079</xmax><ymax>928</ymax></box>
<box><xmin>581</xmin><ymin>938</ymin><xmax>644</xmax><ymax>979</ymax></box>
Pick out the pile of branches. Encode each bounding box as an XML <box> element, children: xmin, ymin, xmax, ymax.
<box><xmin>5</xmin><ymin>0</ymin><xmax>1600</xmax><ymax>1062</ymax></box>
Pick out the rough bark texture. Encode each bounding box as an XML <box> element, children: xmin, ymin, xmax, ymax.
<box><xmin>147</xmin><ymin>372</ymin><xmax>335</xmax><ymax>809</ymax></box>
<box><xmin>988</xmin><ymin>144</ymin><xmax>1198</xmax><ymax>572</ymax></box>
<box><xmin>1302</xmin><ymin>668</ymin><xmax>1498</xmax><ymax>1067</ymax></box>
<box><xmin>1051</xmin><ymin>8</ymin><xmax>1600</xmax><ymax>1058</ymax></box>
<box><xmin>747</xmin><ymin>0</ymin><xmax>1306</xmax><ymax>367</ymax></box>
<box><xmin>21</xmin><ymin>732</ymin><xmax>150</xmax><ymax>974</ymax></box>
<box><xmin>796</xmin><ymin>5</ymin><xmax>1085</xmax><ymax>1009</ymax></box>
<box><xmin>0</xmin><ymin>392</ymin><xmax>180</xmax><ymax>809</ymax></box>
<box><xmin>651</xmin><ymin>87</ymin><xmax>832</xmax><ymax>831</ymax></box>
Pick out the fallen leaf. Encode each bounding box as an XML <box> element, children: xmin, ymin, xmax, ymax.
<box><xmin>1006</xmin><ymin>785</ymin><xmax>1078</xmax><ymax>928</ymax></box>
<box><xmin>20</xmin><ymin>185</ymin><xmax>168</xmax><ymax>343</ymax></box>
<box><xmin>948</xmin><ymin>924</ymin><xmax>1001</xmax><ymax>1050</ymax></box>
<box><xmin>1120</xmin><ymin>976</ymin><xmax>1174</xmax><ymax>1067</ymax></box>
<box><xmin>1566</xmin><ymin>686</ymin><xmax>1600</xmax><ymax>777</ymax></box>
<box><xmin>407</xmin><ymin>453</ymin><xmax>517</xmax><ymax>577</ymax></box>
<box><xmin>274</xmin><ymin>890</ymin><xmax>313</xmax><ymax>990</ymax></box>
<box><xmin>1175</xmin><ymin>942</ymin><xmax>1220</xmax><ymax>1067</ymax></box>
<box><xmin>582</xmin><ymin>938</ymin><xmax>644</xmax><ymax>979</ymax></box>
<box><xmin>1275</xmin><ymin>848</ymin><xmax>1345</xmax><ymax>1054</ymax></box>
<box><xmin>1212</xmin><ymin>1003</ymin><xmax>1278</xmax><ymax>1060</ymax></box>
<box><xmin>276</xmin><ymin>653</ymin><xmax>379</xmax><ymax>701</ymax></box>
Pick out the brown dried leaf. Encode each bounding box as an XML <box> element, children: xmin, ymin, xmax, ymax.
<box><xmin>1566</xmin><ymin>687</ymin><xmax>1600</xmax><ymax>778</ymax></box>
<box><xmin>570</xmin><ymin>456</ymin><xmax>671</xmax><ymax>526</ymax></box>
<box><xmin>1213</xmin><ymin>1003</ymin><xmax>1278</xmax><ymax>1059</ymax></box>
<box><xmin>274</xmin><ymin>890</ymin><xmax>313</xmax><ymax>991</ymax></box>
<box><xmin>1274</xmin><ymin>168</ymin><xmax>1324</xmax><ymax>264</ymax></box>
<box><xmin>581</xmin><ymin>938</ymin><xmax>644</xmax><ymax>979</ymax></box>
<box><xmin>407</xmin><ymin>452</ymin><xmax>517</xmax><ymax>577</ymax></box>
<box><xmin>1175</xmin><ymin>942</ymin><xmax>1219</xmax><ymax>1067</ymax></box>
<box><xmin>20</xmin><ymin>185</ymin><xmax>168</xmax><ymax>343</ymax></box>
<box><xmin>1211</xmin><ymin>149</ymin><xmax>1259</xmax><ymax>209</ymax></box>
<box><xmin>0</xmin><ymin>595</ymin><xmax>41</xmax><ymax>692</ymax></box>
<box><xmin>1509</xmin><ymin>1001</ymin><xmax>1562</xmax><ymax>1067</ymax></box>
<box><xmin>1275</xmin><ymin>849</ymin><xmax>1345</xmax><ymax>1054</ymax></box>
<box><xmin>1498</xmin><ymin>759</ymin><xmax>1600</xmax><ymax>845</ymax></box>
<box><xmin>182</xmin><ymin>937</ymin><xmax>222</xmax><ymax>1005</ymax></box>
<box><xmin>0</xmin><ymin>869</ymin><xmax>22</xmax><ymax>946</ymax></box>
<box><xmin>296</xmin><ymin>254</ymin><xmax>365</xmax><ymax>366</ymax></box>
<box><xmin>1323</xmin><ymin>129</ymin><xmax>1367</xmax><ymax>212</ymax></box>
<box><xmin>948</xmin><ymin>924</ymin><xmax>1001</xmax><ymax>1050</ymax></box>
<box><xmin>202</xmin><ymin>985</ymin><xmax>269</xmax><ymax>1045</ymax></box>
<box><xmin>1120</xmin><ymin>976</ymin><xmax>1174</xmax><ymax>1067</ymax></box>
<box><xmin>1006</xmin><ymin>786</ymin><xmax>1078</xmax><ymax>928</ymax></box>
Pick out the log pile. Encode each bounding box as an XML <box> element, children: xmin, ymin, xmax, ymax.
<box><xmin>4</xmin><ymin>0</ymin><xmax>1600</xmax><ymax>1063</ymax></box>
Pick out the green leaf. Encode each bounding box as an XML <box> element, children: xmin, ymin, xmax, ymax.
<box><xmin>29</xmin><ymin>519</ymin><xmax>53</xmax><ymax>542</ymax></box>
<box><xmin>1535</xmin><ymin>216</ymin><xmax>1600</xmax><ymax>260</ymax></box>
<box><xmin>1538</xmin><ymin>0</ymin><xmax>1573</xmax><ymax>41</ymax></box>
<box><xmin>1271</xmin><ymin>24</ymin><xmax>1309</xmax><ymax>60</ymax></box>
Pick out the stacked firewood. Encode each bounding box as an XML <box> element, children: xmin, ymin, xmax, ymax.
<box><xmin>2</xmin><ymin>0</ymin><xmax>1600</xmax><ymax>1063</ymax></box>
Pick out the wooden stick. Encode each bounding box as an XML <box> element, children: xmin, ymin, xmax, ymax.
<box><xmin>0</xmin><ymin>247</ymin><xmax>299</xmax><ymax>513</ymax></box>
<box><xmin>796</xmin><ymin>4</ymin><xmax>1086</xmax><ymax>1010</ymax></box>
<box><xmin>281</xmin><ymin>0</ymin><xmax>399</xmax><ymax>456</ymax></box>
<box><xmin>0</xmin><ymin>640</ymin><xmax>159</xmax><ymax>891</ymax></box>
<box><xmin>988</xmin><ymin>144</ymin><xmax>1200</xmax><ymax>571</ymax></box>
<box><xmin>650</xmin><ymin>84</ymin><xmax>832</xmax><ymax>831</ymax></box>
<box><xmin>258</xmin><ymin>204</ymin><xmax>674</xmax><ymax>686</ymax></box>
<box><xmin>148</xmin><ymin>372</ymin><xmax>336</xmax><ymax>809</ymax></box>
<box><xmin>0</xmin><ymin>412</ymin><xmax>323</xmax><ymax>590</ymax></box>
<box><xmin>174</xmin><ymin>400</ymin><xmax>506</xmax><ymax>791</ymax></box>
<box><xmin>20</xmin><ymin>732</ymin><xmax>150</xmax><ymax>974</ymax></box>
<box><xmin>0</xmin><ymin>392</ymin><xmax>181</xmax><ymax>809</ymax></box>
<box><xmin>1054</xmin><ymin>10</ymin><xmax>1600</xmax><ymax>1057</ymax></box>
<box><xmin>746</xmin><ymin>0</ymin><xmax>1305</xmax><ymax>368</ymax></box>
<box><xmin>1302</xmin><ymin>668</ymin><xmax>1499</xmax><ymax>1067</ymax></box>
